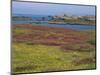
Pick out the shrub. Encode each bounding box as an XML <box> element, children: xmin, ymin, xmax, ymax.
<box><xmin>61</xmin><ymin>44</ymin><xmax>80</xmax><ymax>51</ymax></box>
<box><xmin>78</xmin><ymin>44</ymin><xmax>95</xmax><ymax>52</ymax></box>
<box><xmin>73</xmin><ymin>57</ymin><xmax>96</xmax><ymax>66</ymax></box>
<box><xmin>61</xmin><ymin>44</ymin><xmax>95</xmax><ymax>52</ymax></box>
<box><xmin>87</xmin><ymin>39</ymin><xmax>96</xmax><ymax>45</ymax></box>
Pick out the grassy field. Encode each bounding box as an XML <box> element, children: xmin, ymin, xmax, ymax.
<box><xmin>12</xmin><ymin>24</ymin><xmax>96</xmax><ymax>74</ymax></box>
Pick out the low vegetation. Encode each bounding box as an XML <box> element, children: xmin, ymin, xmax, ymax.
<box><xmin>12</xmin><ymin>24</ymin><xmax>96</xmax><ymax>73</ymax></box>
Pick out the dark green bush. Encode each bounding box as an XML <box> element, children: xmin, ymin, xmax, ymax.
<box><xmin>88</xmin><ymin>39</ymin><xmax>96</xmax><ymax>45</ymax></box>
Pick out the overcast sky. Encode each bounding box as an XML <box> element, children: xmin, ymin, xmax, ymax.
<box><xmin>12</xmin><ymin>1</ymin><xmax>96</xmax><ymax>16</ymax></box>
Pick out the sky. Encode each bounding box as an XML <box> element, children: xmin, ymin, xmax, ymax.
<box><xmin>12</xmin><ymin>1</ymin><xmax>96</xmax><ymax>16</ymax></box>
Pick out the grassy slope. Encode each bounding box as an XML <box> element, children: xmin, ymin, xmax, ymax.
<box><xmin>12</xmin><ymin>25</ymin><xmax>96</xmax><ymax>73</ymax></box>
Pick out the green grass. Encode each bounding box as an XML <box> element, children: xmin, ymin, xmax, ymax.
<box><xmin>12</xmin><ymin>28</ymin><xmax>31</xmax><ymax>35</ymax></box>
<box><xmin>12</xmin><ymin>43</ymin><xmax>96</xmax><ymax>73</ymax></box>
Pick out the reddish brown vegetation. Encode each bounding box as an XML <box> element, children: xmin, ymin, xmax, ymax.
<box><xmin>13</xmin><ymin>24</ymin><xmax>95</xmax><ymax>51</ymax></box>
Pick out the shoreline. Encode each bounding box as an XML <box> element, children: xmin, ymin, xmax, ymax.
<box><xmin>48</xmin><ymin>21</ymin><xmax>95</xmax><ymax>26</ymax></box>
<box><xmin>13</xmin><ymin>23</ymin><xmax>96</xmax><ymax>31</ymax></box>
<box><xmin>14</xmin><ymin>24</ymin><xmax>76</xmax><ymax>31</ymax></box>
